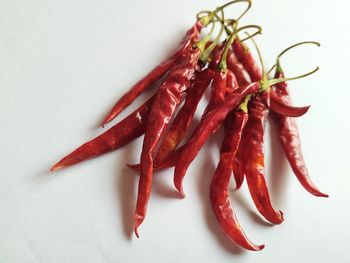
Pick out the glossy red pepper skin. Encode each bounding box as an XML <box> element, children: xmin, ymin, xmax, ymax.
<box><xmin>203</xmin><ymin>71</ymin><xmax>227</xmax><ymax>116</ymax></box>
<box><xmin>272</xmin><ymin>71</ymin><xmax>328</xmax><ymax>197</ymax></box>
<box><xmin>154</xmin><ymin>69</ymin><xmax>214</xmax><ymax>166</ymax></box>
<box><xmin>226</xmin><ymin>49</ymin><xmax>251</xmax><ymax>189</ymax></box>
<box><xmin>128</xmin><ymin>146</ymin><xmax>182</xmax><ymax>172</ymax></box>
<box><xmin>51</xmin><ymin>97</ymin><xmax>153</xmax><ymax>171</ymax></box>
<box><xmin>269</xmin><ymin>91</ymin><xmax>310</xmax><ymax>117</ymax></box>
<box><xmin>210</xmin><ymin>110</ymin><xmax>264</xmax><ymax>251</ymax></box>
<box><xmin>239</xmin><ymin>94</ymin><xmax>284</xmax><ymax>224</ymax></box>
<box><xmin>232</xmin><ymin>39</ymin><xmax>262</xmax><ymax>82</ymax></box>
<box><xmin>227</xmin><ymin>49</ymin><xmax>252</xmax><ymax>85</ymax></box>
<box><xmin>134</xmin><ymin>23</ymin><xmax>202</xmax><ymax>236</ymax></box>
<box><xmin>174</xmin><ymin>82</ymin><xmax>260</xmax><ymax>196</ymax></box>
<box><xmin>102</xmin><ymin>21</ymin><xmax>205</xmax><ymax>126</ymax></box>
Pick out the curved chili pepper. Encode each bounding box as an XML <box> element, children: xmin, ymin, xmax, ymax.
<box><xmin>154</xmin><ymin>69</ymin><xmax>214</xmax><ymax>166</ymax></box>
<box><xmin>51</xmin><ymin>96</ymin><xmax>154</xmax><ymax>171</ymax></box>
<box><xmin>271</xmin><ymin>70</ymin><xmax>328</xmax><ymax>197</ymax></box>
<box><xmin>269</xmin><ymin>91</ymin><xmax>310</xmax><ymax>117</ymax></box>
<box><xmin>210</xmin><ymin>110</ymin><xmax>264</xmax><ymax>251</ymax></box>
<box><xmin>174</xmin><ymin>82</ymin><xmax>260</xmax><ymax>196</ymax></box>
<box><xmin>134</xmin><ymin>26</ymin><xmax>203</xmax><ymax>236</ymax></box>
<box><xmin>102</xmin><ymin>21</ymin><xmax>205</xmax><ymax>126</ymax></box>
<box><xmin>239</xmin><ymin>94</ymin><xmax>284</xmax><ymax>224</ymax></box>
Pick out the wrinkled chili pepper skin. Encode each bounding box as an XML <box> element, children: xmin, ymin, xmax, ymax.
<box><xmin>203</xmin><ymin>71</ymin><xmax>227</xmax><ymax>116</ymax></box>
<box><xmin>269</xmin><ymin>91</ymin><xmax>310</xmax><ymax>117</ymax></box>
<box><xmin>134</xmin><ymin>38</ymin><xmax>202</xmax><ymax>236</ymax></box>
<box><xmin>51</xmin><ymin>97</ymin><xmax>153</xmax><ymax>171</ymax></box>
<box><xmin>226</xmin><ymin>49</ymin><xmax>251</xmax><ymax>189</ymax></box>
<box><xmin>210</xmin><ymin>110</ymin><xmax>264</xmax><ymax>251</ymax></box>
<box><xmin>154</xmin><ymin>69</ymin><xmax>214</xmax><ymax>166</ymax></box>
<box><xmin>203</xmin><ymin>46</ymin><xmax>227</xmax><ymax>116</ymax></box>
<box><xmin>227</xmin><ymin>49</ymin><xmax>252</xmax><ymax>85</ymax></box>
<box><xmin>174</xmin><ymin>82</ymin><xmax>260</xmax><ymax>196</ymax></box>
<box><xmin>272</xmin><ymin>71</ymin><xmax>328</xmax><ymax>197</ymax></box>
<box><xmin>232</xmin><ymin>39</ymin><xmax>262</xmax><ymax>82</ymax></box>
<box><xmin>240</xmin><ymin>94</ymin><xmax>284</xmax><ymax>224</ymax></box>
<box><xmin>102</xmin><ymin>21</ymin><xmax>204</xmax><ymax>126</ymax></box>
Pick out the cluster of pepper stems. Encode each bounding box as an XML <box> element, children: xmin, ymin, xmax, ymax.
<box><xmin>51</xmin><ymin>0</ymin><xmax>328</xmax><ymax>251</ymax></box>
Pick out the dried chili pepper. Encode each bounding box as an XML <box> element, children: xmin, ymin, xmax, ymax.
<box><xmin>271</xmin><ymin>42</ymin><xmax>328</xmax><ymax>197</ymax></box>
<box><xmin>210</xmin><ymin>109</ymin><xmax>264</xmax><ymax>250</ymax></box>
<box><xmin>174</xmin><ymin>81</ymin><xmax>260</xmax><ymax>196</ymax></box>
<box><xmin>153</xmin><ymin>69</ymin><xmax>214</xmax><ymax>166</ymax></box>
<box><xmin>269</xmin><ymin>91</ymin><xmax>310</xmax><ymax>117</ymax></box>
<box><xmin>239</xmin><ymin>94</ymin><xmax>284</xmax><ymax>224</ymax></box>
<box><xmin>226</xmin><ymin>48</ymin><xmax>252</xmax><ymax>189</ymax></box>
<box><xmin>232</xmin><ymin>38</ymin><xmax>262</xmax><ymax>82</ymax></box>
<box><xmin>134</xmin><ymin>18</ymin><xmax>216</xmax><ymax>236</ymax></box>
<box><xmin>234</xmin><ymin>34</ymin><xmax>286</xmax><ymax>224</ymax></box>
<box><xmin>51</xmin><ymin>96</ymin><xmax>154</xmax><ymax>171</ymax></box>
<box><xmin>101</xmin><ymin>18</ymin><xmax>211</xmax><ymax>127</ymax></box>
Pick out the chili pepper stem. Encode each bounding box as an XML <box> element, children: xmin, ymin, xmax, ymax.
<box><xmin>262</xmin><ymin>67</ymin><xmax>320</xmax><ymax>91</ymax></box>
<box><xmin>275</xmin><ymin>41</ymin><xmax>321</xmax><ymax>73</ymax></box>
<box><xmin>200</xmin><ymin>10</ymin><xmax>225</xmax><ymax>63</ymax></box>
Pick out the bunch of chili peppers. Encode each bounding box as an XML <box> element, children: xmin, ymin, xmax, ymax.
<box><xmin>51</xmin><ymin>0</ymin><xmax>328</xmax><ymax>251</ymax></box>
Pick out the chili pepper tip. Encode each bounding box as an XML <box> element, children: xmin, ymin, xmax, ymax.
<box><xmin>253</xmin><ymin>244</ymin><xmax>265</xmax><ymax>251</ymax></box>
<box><xmin>50</xmin><ymin>163</ymin><xmax>63</xmax><ymax>172</ymax></box>
<box><xmin>175</xmin><ymin>184</ymin><xmax>186</xmax><ymax>198</ymax></box>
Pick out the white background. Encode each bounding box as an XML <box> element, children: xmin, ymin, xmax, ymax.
<box><xmin>1</xmin><ymin>0</ymin><xmax>349</xmax><ymax>262</ymax></box>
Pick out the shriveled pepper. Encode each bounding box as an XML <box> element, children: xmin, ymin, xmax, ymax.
<box><xmin>134</xmin><ymin>19</ymin><xmax>209</xmax><ymax>236</ymax></box>
<box><xmin>210</xmin><ymin>109</ymin><xmax>264</xmax><ymax>250</ymax></box>
<box><xmin>51</xmin><ymin>96</ymin><xmax>154</xmax><ymax>171</ymax></box>
<box><xmin>102</xmin><ymin>20</ymin><xmax>208</xmax><ymax>126</ymax></box>
<box><xmin>153</xmin><ymin>69</ymin><xmax>214</xmax><ymax>166</ymax></box>
<box><xmin>271</xmin><ymin>41</ymin><xmax>328</xmax><ymax>197</ymax></box>
<box><xmin>239</xmin><ymin>94</ymin><xmax>284</xmax><ymax>224</ymax></box>
<box><xmin>174</xmin><ymin>81</ymin><xmax>260</xmax><ymax>196</ymax></box>
<box><xmin>269</xmin><ymin>91</ymin><xmax>310</xmax><ymax>117</ymax></box>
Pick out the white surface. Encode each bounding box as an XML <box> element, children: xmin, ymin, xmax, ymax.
<box><xmin>1</xmin><ymin>0</ymin><xmax>349</xmax><ymax>262</ymax></box>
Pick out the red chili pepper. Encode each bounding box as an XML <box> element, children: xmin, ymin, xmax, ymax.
<box><xmin>127</xmin><ymin>145</ymin><xmax>183</xmax><ymax>172</ymax></box>
<box><xmin>51</xmin><ymin>96</ymin><xmax>154</xmax><ymax>171</ymax></box>
<box><xmin>269</xmin><ymin>91</ymin><xmax>310</xmax><ymax>117</ymax></box>
<box><xmin>226</xmin><ymin>48</ymin><xmax>251</xmax><ymax>189</ymax></box>
<box><xmin>203</xmin><ymin>70</ymin><xmax>227</xmax><ymax>115</ymax></box>
<box><xmin>210</xmin><ymin>110</ymin><xmax>264</xmax><ymax>251</ymax></box>
<box><xmin>227</xmin><ymin>49</ymin><xmax>252</xmax><ymax>85</ymax></box>
<box><xmin>153</xmin><ymin>69</ymin><xmax>214</xmax><ymax>166</ymax></box>
<box><xmin>102</xmin><ymin>21</ymin><xmax>205</xmax><ymax>126</ymax></box>
<box><xmin>232</xmin><ymin>39</ymin><xmax>262</xmax><ymax>82</ymax></box>
<box><xmin>239</xmin><ymin>94</ymin><xmax>284</xmax><ymax>224</ymax></box>
<box><xmin>174</xmin><ymin>81</ymin><xmax>260</xmax><ymax>196</ymax></box>
<box><xmin>271</xmin><ymin>70</ymin><xmax>328</xmax><ymax>197</ymax></box>
<box><xmin>134</xmin><ymin>29</ymin><xmax>203</xmax><ymax>236</ymax></box>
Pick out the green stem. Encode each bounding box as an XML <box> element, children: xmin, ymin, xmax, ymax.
<box><xmin>276</xmin><ymin>41</ymin><xmax>320</xmax><ymax>73</ymax></box>
<box><xmin>200</xmin><ymin>10</ymin><xmax>225</xmax><ymax>63</ymax></box>
<box><xmin>238</xmin><ymin>94</ymin><xmax>252</xmax><ymax>113</ymax></box>
<box><xmin>219</xmin><ymin>24</ymin><xmax>262</xmax><ymax>72</ymax></box>
<box><xmin>217</xmin><ymin>0</ymin><xmax>252</xmax><ymax>21</ymax></box>
<box><xmin>245</xmin><ymin>31</ymin><xmax>265</xmax><ymax>78</ymax></box>
<box><xmin>195</xmin><ymin>21</ymin><xmax>216</xmax><ymax>52</ymax></box>
<box><xmin>261</xmin><ymin>66</ymin><xmax>320</xmax><ymax>91</ymax></box>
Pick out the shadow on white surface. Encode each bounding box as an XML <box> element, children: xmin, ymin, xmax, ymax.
<box><xmin>268</xmin><ymin>116</ymin><xmax>289</xmax><ymax>208</ymax></box>
<box><xmin>116</xmin><ymin>141</ymin><xmax>139</xmax><ymax>240</ymax></box>
<box><xmin>231</xmin><ymin>191</ymin><xmax>273</xmax><ymax>228</ymax></box>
